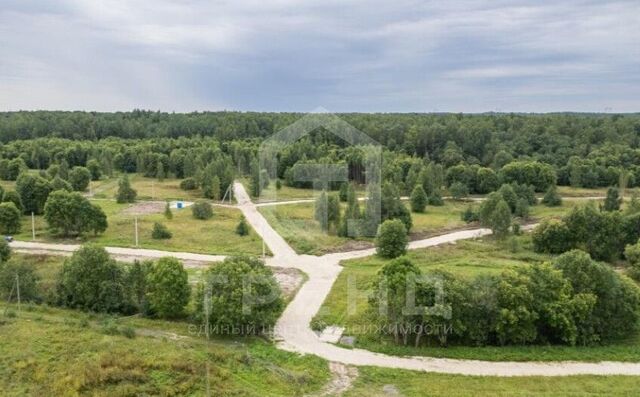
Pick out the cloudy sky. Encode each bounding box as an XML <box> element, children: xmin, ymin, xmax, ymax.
<box><xmin>1</xmin><ymin>0</ymin><xmax>638</xmax><ymax>112</ymax></box>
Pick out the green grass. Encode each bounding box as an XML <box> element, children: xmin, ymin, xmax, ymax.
<box><xmin>314</xmin><ymin>236</ymin><xmax>640</xmax><ymax>362</ymax></box>
<box><xmin>15</xmin><ymin>199</ymin><xmax>265</xmax><ymax>256</ymax></box>
<box><xmin>91</xmin><ymin>173</ymin><xmax>223</xmax><ymax>201</ymax></box>
<box><xmin>0</xmin><ymin>304</ymin><xmax>330</xmax><ymax>396</ymax></box>
<box><xmin>346</xmin><ymin>367</ymin><xmax>640</xmax><ymax>397</ymax></box>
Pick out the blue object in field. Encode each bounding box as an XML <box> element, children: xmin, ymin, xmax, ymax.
<box><xmin>177</xmin><ymin>202</ymin><xmax>183</xmax><ymax>209</ymax></box>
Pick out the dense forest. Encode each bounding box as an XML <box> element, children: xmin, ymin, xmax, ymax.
<box><xmin>2</xmin><ymin>111</ymin><xmax>640</xmax><ymax>192</ymax></box>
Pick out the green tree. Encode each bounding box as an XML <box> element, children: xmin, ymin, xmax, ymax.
<box><xmin>116</xmin><ymin>174</ymin><xmax>137</xmax><ymax>203</ymax></box>
<box><xmin>532</xmin><ymin>219</ymin><xmax>575</xmax><ymax>254</ymax></box>
<box><xmin>0</xmin><ymin>239</ymin><xmax>11</xmax><ymax>262</ymax></box>
<box><xmin>542</xmin><ymin>185</ymin><xmax>562</xmax><ymax>207</ymax></box>
<box><xmin>369</xmin><ymin>256</ymin><xmax>421</xmax><ymax>345</ymax></box>
<box><xmin>375</xmin><ymin>219</ymin><xmax>408</xmax><ymax>258</ymax></box>
<box><xmin>126</xmin><ymin>260</ymin><xmax>152</xmax><ymax>314</ymax></box>
<box><xmin>16</xmin><ymin>173</ymin><xmax>52</xmax><ymax>215</ymax></box>
<box><xmin>58</xmin><ymin>160</ymin><xmax>69</xmax><ymax>180</ymax></box>
<box><xmin>86</xmin><ymin>159</ymin><xmax>102</xmax><ymax>181</ymax></box>
<box><xmin>2</xmin><ymin>190</ymin><xmax>23</xmax><ymax>213</ymax></box>
<box><xmin>56</xmin><ymin>245</ymin><xmax>131</xmax><ymax>313</ymax></box>
<box><xmin>449</xmin><ymin>181</ymin><xmax>469</xmax><ymax>201</ymax></box>
<box><xmin>51</xmin><ymin>175</ymin><xmax>72</xmax><ymax>192</ymax></box>
<box><xmin>146</xmin><ymin>257</ymin><xmax>190</xmax><ymax>318</ymax></box>
<box><xmin>192</xmin><ymin>200</ymin><xmax>213</xmax><ymax>220</ymax></box>
<box><xmin>514</xmin><ymin>198</ymin><xmax>530</xmax><ymax>219</ymax></box>
<box><xmin>498</xmin><ymin>184</ymin><xmax>518</xmax><ymax>213</ymax></box>
<box><xmin>410</xmin><ymin>184</ymin><xmax>427</xmax><ymax>213</ymax></box>
<box><xmin>327</xmin><ymin>193</ymin><xmax>341</xmax><ymax>232</ymax></box>
<box><xmin>339</xmin><ymin>182</ymin><xmax>349</xmax><ymax>202</ymax></box>
<box><xmin>427</xmin><ymin>189</ymin><xmax>444</xmax><ymax>206</ymax></box>
<box><xmin>44</xmin><ymin>190</ymin><xmax>107</xmax><ymax>236</ymax></box>
<box><xmin>164</xmin><ymin>201</ymin><xmax>173</xmax><ymax>219</ymax></box>
<box><xmin>156</xmin><ymin>161</ymin><xmax>165</xmax><ymax>181</ymax></box>
<box><xmin>314</xmin><ymin>190</ymin><xmax>329</xmax><ymax>231</ymax></box>
<box><xmin>196</xmin><ymin>255</ymin><xmax>283</xmax><ymax>334</ymax></box>
<box><xmin>624</xmin><ymin>241</ymin><xmax>640</xmax><ymax>281</ymax></box>
<box><xmin>151</xmin><ymin>222</ymin><xmax>172</xmax><ymax>239</ymax></box>
<box><xmin>0</xmin><ymin>260</ymin><xmax>39</xmax><ymax>302</ymax></box>
<box><xmin>491</xmin><ymin>199</ymin><xmax>512</xmax><ymax>239</ymax></box>
<box><xmin>236</xmin><ymin>215</ymin><xmax>250</xmax><ymax>236</ymax></box>
<box><xmin>603</xmin><ymin>186</ymin><xmax>621</xmax><ymax>212</ymax></box>
<box><xmin>69</xmin><ymin>166</ymin><xmax>91</xmax><ymax>191</ymax></box>
<box><xmin>0</xmin><ymin>202</ymin><xmax>21</xmax><ymax>234</ymax></box>
<box><xmin>6</xmin><ymin>158</ymin><xmax>27</xmax><ymax>180</ymax></box>
<box><xmin>249</xmin><ymin>160</ymin><xmax>262</xmax><ymax>197</ymax></box>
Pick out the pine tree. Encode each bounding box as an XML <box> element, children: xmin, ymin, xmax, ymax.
<box><xmin>236</xmin><ymin>215</ymin><xmax>249</xmax><ymax>236</ymax></box>
<box><xmin>603</xmin><ymin>186</ymin><xmax>621</xmax><ymax>212</ymax></box>
<box><xmin>164</xmin><ymin>201</ymin><xmax>173</xmax><ymax>220</ymax></box>
<box><xmin>116</xmin><ymin>174</ymin><xmax>137</xmax><ymax>203</ymax></box>
<box><xmin>315</xmin><ymin>190</ymin><xmax>329</xmax><ymax>231</ymax></box>
<box><xmin>410</xmin><ymin>184</ymin><xmax>427</xmax><ymax>213</ymax></box>
<box><xmin>157</xmin><ymin>161</ymin><xmax>165</xmax><ymax>181</ymax></box>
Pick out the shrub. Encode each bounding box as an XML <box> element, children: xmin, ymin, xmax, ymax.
<box><xmin>151</xmin><ymin>222</ymin><xmax>172</xmax><ymax>239</ymax></box>
<box><xmin>427</xmin><ymin>189</ymin><xmax>444</xmax><ymax>206</ymax></box>
<box><xmin>180</xmin><ymin>177</ymin><xmax>198</xmax><ymax>190</ymax></box>
<box><xmin>236</xmin><ymin>215</ymin><xmax>249</xmax><ymax>236</ymax></box>
<box><xmin>0</xmin><ymin>239</ymin><xmax>11</xmax><ymax>262</ymax></box>
<box><xmin>532</xmin><ymin>219</ymin><xmax>574</xmax><ymax>254</ymax></box>
<box><xmin>542</xmin><ymin>185</ymin><xmax>562</xmax><ymax>207</ymax></box>
<box><xmin>602</xmin><ymin>186</ymin><xmax>621</xmax><ymax>212</ymax></box>
<box><xmin>146</xmin><ymin>257</ymin><xmax>190</xmax><ymax>318</ymax></box>
<box><xmin>191</xmin><ymin>200</ymin><xmax>213</xmax><ymax>220</ymax></box>
<box><xmin>2</xmin><ymin>190</ymin><xmax>24</xmax><ymax>213</ymax></box>
<box><xmin>196</xmin><ymin>255</ymin><xmax>283</xmax><ymax>334</ymax></box>
<box><xmin>56</xmin><ymin>245</ymin><xmax>131</xmax><ymax>313</ymax></box>
<box><xmin>339</xmin><ymin>183</ymin><xmax>348</xmax><ymax>202</ymax></box>
<box><xmin>449</xmin><ymin>182</ymin><xmax>469</xmax><ymax>201</ymax></box>
<box><xmin>116</xmin><ymin>174</ymin><xmax>137</xmax><ymax>203</ymax></box>
<box><xmin>375</xmin><ymin>219</ymin><xmax>408</xmax><ymax>259</ymax></box>
<box><xmin>0</xmin><ymin>260</ymin><xmax>40</xmax><ymax>302</ymax></box>
<box><xmin>461</xmin><ymin>205</ymin><xmax>479</xmax><ymax>223</ymax></box>
<box><xmin>69</xmin><ymin>166</ymin><xmax>92</xmax><ymax>191</ymax></box>
<box><xmin>164</xmin><ymin>201</ymin><xmax>173</xmax><ymax>219</ymax></box>
<box><xmin>0</xmin><ymin>202</ymin><xmax>21</xmax><ymax>234</ymax></box>
<box><xmin>410</xmin><ymin>184</ymin><xmax>427</xmax><ymax>212</ymax></box>
<box><xmin>514</xmin><ymin>198</ymin><xmax>529</xmax><ymax>219</ymax></box>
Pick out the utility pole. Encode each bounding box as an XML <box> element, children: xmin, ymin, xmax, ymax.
<box><xmin>134</xmin><ymin>217</ymin><xmax>139</xmax><ymax>247</ymax></box>
<box><xmin>152</xmin><ymin>181</ymin><xmax>155</xmax><ymax>201</ymax></box>
<box><xmin>31</xmin><ymin>212</ymin><xmax>35</xmax><ymax>240</ymax></box>
<box><xmin>15</xmin><ymin>275</ymin><xmax>20</xmax><ymax>313</ymax></box>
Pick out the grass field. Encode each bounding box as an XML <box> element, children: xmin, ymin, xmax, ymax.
<box><xmin>0</xmin><ymin>304</ymin><xmax>329</xmax><ymax>396</ymax></box>
<box><xmin>345</xmin><ymin>367</ymin><xmax>640</xmax><ymax>396</ymax></box>
<box><xmin>259</xmin><ymin>198</ymin><xmax>593</xmax><ymax>255</ymax></box>
<box><xmin>314</xmin><ymin>235</ymin><xmax>640</xmax><ymax>362</ymax></box>
<box><xmin>14</xmin><ymin>199</ymin><xmax>265</xmax><ymax>256</ymax></box>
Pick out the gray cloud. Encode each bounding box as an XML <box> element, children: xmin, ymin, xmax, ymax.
<box><xmin>0</xmin><ymin>0</ymin><xmax>638</xmax><ymax>112</ymax></box>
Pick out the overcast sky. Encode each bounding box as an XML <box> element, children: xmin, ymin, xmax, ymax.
<box><xmin>1</xmin><ymin>0</ymin><xmax>638</xmax><ymax>113</ymax></box>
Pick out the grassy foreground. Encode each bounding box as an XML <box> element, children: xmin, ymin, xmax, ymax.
<box><xmin>314</xmin><ymin>236</ymin><xmax>640</xmax><ymax>362</ymax></box>
<box><xmin>345</xmin><ymin>367</ymin><xmax>640</xmax><ymax>397</ymax></box>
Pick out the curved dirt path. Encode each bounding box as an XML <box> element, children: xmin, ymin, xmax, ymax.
<box><xmin>233</xmin><ymin>182</ymin><xmax>640</xmax><ymax>377</ymax></box>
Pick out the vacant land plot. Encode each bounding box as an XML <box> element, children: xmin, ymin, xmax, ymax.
<box><xmin>314</xmin><ymin>236</ymin><xmax>640</xmax><ymax>362</ymax></box>
<box><xmin>15</xmin><ymin>200</ymin><xmax>264</xmax><ymax>256</ymax></box>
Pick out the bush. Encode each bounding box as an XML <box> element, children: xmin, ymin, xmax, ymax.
<box><xmin>449</xmin><ymin>182</ymin><xmax>469</xmax><ymax>201</ymax></box>
<box><xmin>56</xmin><ymin>245</ymin><xmax>131</xmax><ymax>313</ymax></box>
<box><xmin>69</xmin><ymin>166</ymin><xmax>91</xmax><ymax>191</ymax></box>
<box><xmin>410</xmin><ymin>184</ymin><xmax>427</xmax><ymax>213</ymax></box>
<box><xmin>236</xmin><ymin>215</ymin><xmax>249</xmax><ymax>236</ymax></box>
<box><xmin>180</xmin><ymin>177</ymin><xmax>198</xmax><ymax>190</ymax></box>
<box><xmin>461</xmin><ymin>205</ymin><xmax>479</xmax><ymax>223</ymax></box>
<box><xmin>146</xmin><ymin>257</ymin><xmax>190</xmax><ymax>318</ymax></box>
<box><xmin>151</xmin><ymin>222</ymin><xmax>172</xmax><ymax>239</ymax></box>
<box><xmin>603</xmin><ymin>186</ymin><xmax>621</xmax><ymax>212</ymax></box>
<box><xmin>0</xmin><ymin>260</ymin><xmax>40</xmax><ymax>302</ymax></box>
<box><xmin>375</xmin><ymin>219</ymin><xmax>408</xmax><ymax>259</ymax></box>
<box><xmin>116</xmin><ymin>174</ymin><xmax>137</xmax><ymax>203</ymax></box>
<box><xmin>427</xmin><ymin>189</ymin><xmax>444</xmax><ymax>206</ymax></box>
<box><xmin>542</xmin><ymin>185</ymin><xmax>562</xmax><ymax>207</ymax></box>
<box><xmin>514</xmin><ymin>198</ymin><xmax>529</xmax><ymax>219</ymax></box>
<box><xmin>0</xmin><ymin>239</ymin><xmax>11</xmax><ymax>262</ymax></box>
<box><xmin>191</xmin><ymin>200</ymin><xmax>213</xmax><ymax>220</ymax></box>
<box><xmin>0</xmin><ymin>202</ymin><xmax>21</xmax><ymax>234</ymax></box>
<box><xmin>196</xmin><ymin>255</ymin><xmax>283</xmax><ymax>334</ymax></box>
<box><xmin>2</xmin><ymin>190</ymin><xmax>23</xmax><ymax>213</ymax></box>
<box><xmin>532</xmin><ymin>219</ymin><xmax>574</xmax><ymax>254</ymax></box>
<box><xmin>624</xmin><ymin>241</ymin><xmax>640</xmax><ymax>281</ymax></box>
